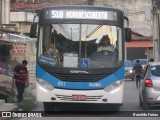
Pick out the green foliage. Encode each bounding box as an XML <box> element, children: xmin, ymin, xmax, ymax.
<box><xmin>7</xmin><ymin>95</ymin><xmax>14</xmax><ymax>103</ymax></box>
<box><xmin>16</xmin><ymin>91</ymin><xmax>37</xmax><ymax>111</ymax></box>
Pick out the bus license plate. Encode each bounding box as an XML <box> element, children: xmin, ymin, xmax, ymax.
<box><xmin>72</xmin><ymin>95</ymin><xmax>86</xmax><ymax>101</ymax></box>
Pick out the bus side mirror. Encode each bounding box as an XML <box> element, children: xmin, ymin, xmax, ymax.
<box><xmin>125</xmin><ymin>28</ymin><xmax>132</xmax><ymax>42</ymax></box>
<box><xmin>30</xmin><ymin>23</ymin><xmax>37</xmax><ymax>38</ymax></box>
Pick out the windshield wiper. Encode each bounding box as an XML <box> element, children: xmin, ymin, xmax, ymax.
<box><xmin>86</xmin><ymin>24</ymin><xmax>104</xmax><ymax>38</ymax></box>
<box><xmin>57</xmin><ymin>22</ymin><xmax>70</xmax><ymax>39</ymax></box>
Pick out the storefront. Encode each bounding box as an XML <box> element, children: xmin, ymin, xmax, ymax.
<box><xmin>125</xmin><ymin>40</ymin><xmax>153</xmax><ymax>60</ymax></box>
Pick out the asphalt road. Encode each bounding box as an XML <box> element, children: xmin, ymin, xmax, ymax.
<box><xmin>17</xmin><ymin>80</ymin><xmax>160</xmax><ymax>120</ymax></box>
<box><xmin>34</xmin><ymin>80</ymin><xmax>142</xmax><ymax>112</ymax></box>
<box><xmin>32</xmin><ymin>80</ymin><xmax>159</xmax><ymax>111</ymax></box>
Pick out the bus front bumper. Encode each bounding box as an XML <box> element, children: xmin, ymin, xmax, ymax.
<box><xmin>36</xmin><ymin>83</ymin><xmax>124</xmax><ymax>104</ymax></box>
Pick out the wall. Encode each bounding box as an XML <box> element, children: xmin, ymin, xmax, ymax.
<box><xmin>127</xmin><ymin>47</ymin><xmax>147</xmax><ymax>60</ymax></box>
<box><xmin>12</xmin><ymin>42</ymin><xmax>36</xmax><ymax>78</ymax></box>
<box><xmin>10</xmin><ymin>12</ymin><xmax>35</xmax><ymax>22</ymax></box>
<box><xmin>94</xmin><ymin>0</ymin><xmax>152</xmax><ymax>36</ymax></box>
<box><xmin>12</xmin><ymin>43</ymin><xmax>27</xmax><ymax>62</ymax></box>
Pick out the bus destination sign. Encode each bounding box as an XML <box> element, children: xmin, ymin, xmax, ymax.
<box><xmin>45</xmin><ymin>9</ymin><xmax>117</xmax><ymax>20</ymax></box>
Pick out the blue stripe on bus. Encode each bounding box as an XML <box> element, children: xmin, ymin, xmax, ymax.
<box><xmin>36</xmin><ymin>63</ymin><xmax>124</xmax><ymax>90</ymax></box>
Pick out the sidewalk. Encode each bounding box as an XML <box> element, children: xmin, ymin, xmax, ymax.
<box><xmin>0</xmin><ymin>77</ymin><xmax>36</xmax><ymax>112</ymax></box>
<box><xmin>0</xmin><ymin>101</ymin><xmax>18</xmax><ymax>111</ymax></box>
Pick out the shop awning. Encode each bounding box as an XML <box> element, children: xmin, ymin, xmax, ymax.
<box><xmin>125</xmin><ymin>41</ymin><xmax>153</xmax><ymax>48</ymax></box>
<box><xmin>0</xmin><ymin>33</ymin><xmax>37</xmax><ymax>43</ymax></box>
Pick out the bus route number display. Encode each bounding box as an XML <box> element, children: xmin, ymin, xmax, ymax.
<box><xmin>45</xmin><ymin>9</ymin><xmax>117</xmax><ymax>20</ymax></box>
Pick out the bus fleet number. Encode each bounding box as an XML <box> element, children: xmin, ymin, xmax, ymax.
<box><xmin>57</xmin><ymin>81</ymin><xmax>66</xmax><ymax>86</ymax></box>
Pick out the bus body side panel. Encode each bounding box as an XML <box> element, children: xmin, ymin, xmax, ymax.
<box><xmin>36</xmin><ymin>63</ymin><xmax>124</xmax><ymax>90</ymax></box>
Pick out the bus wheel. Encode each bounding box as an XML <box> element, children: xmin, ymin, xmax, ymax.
<box><xmin>113</xmin><ymin>106</ymin><xmax>120</xmax><ymax>112</ymax></box>
<box><xmin>108</xmin><ymin>105</ymin><xmax>120</xmax><ymax>112</ymax></box>
<box><xmin>43</xmin><ymin>102</ymin><xmax>56</xmax><ymax>113</ymax></box>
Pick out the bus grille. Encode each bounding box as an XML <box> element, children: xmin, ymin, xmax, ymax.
<box><xmin>52</xmin><ymin>73</ymin><xmax>108</xmax><ymax>82</ymax></box>
<box><xmin>55</xmin><ymin>94</ymin><xmax>103</xmax><ymax>101</ymax></box>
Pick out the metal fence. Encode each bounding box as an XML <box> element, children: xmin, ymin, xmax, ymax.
<box><xmin>0</xmin><ymin>61</ymin><xmax>14</xmax><ymax>77</ymax></box>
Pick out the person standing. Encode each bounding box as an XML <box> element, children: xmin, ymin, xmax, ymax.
<box><xmin>148</xmin><ymin>58</ymin><xmax>154</xmax><ymax>63</ymax></box>
<box><xmin>144</xmin><ymin>58</ymin><xmax>154</xmax><ymax>71</ymax></box>
<box><xmin>14</xmin><ymin>60</ymin><xmax>29</xmax><ymax>102</ymax></box>
<box><xmin>133</xmin><ymin>59</ymin><xmax>142</xmax><ymax>88</ymax></box>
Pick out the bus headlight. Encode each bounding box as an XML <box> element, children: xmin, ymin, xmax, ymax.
<box><xmin>104</xmin><ymin>80</ymin><xmax>123</xmax><ymax>92</ymax></box>
<box><xmin>37</xmin><ymin>78</ymin><xmax>54</xmax><ymax>91</ymax></box>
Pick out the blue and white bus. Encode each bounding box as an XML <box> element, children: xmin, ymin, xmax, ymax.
<box><xmin>30</xmin><ymin>5</ymin><xmax>131</xmax><ymax>111</ymax></box>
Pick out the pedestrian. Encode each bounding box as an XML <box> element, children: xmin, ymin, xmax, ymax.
<box><xmin>133</xmin><ymin>59</ymin><xmax>142</xmax><ymax>88</ymax></box>
<box><xmin>144</xmin><ymin>58</ymin><xmax>154</xmax><ymax>71</ymax></box>
<box><xmin>148</xmin><ymin>58</ymin><xmax>154</xmax><ymax>63</ymax></box>
<box><xmin>14</xmin><ymin>60</ymin><xmax>29</xmax><ymax>102</ymax></box>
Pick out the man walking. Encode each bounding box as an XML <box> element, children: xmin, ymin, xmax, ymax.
<box><xmin>133</xmin><ymin>59</ymin><xmax>142</xmax><ymax>88</ymax></box>
<box><xmin>14</xmin><ymin>60</ymin><xmax>29</xmax><ymax>102</ymax></box>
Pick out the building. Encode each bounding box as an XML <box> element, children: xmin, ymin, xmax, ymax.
<box><xmin>94</xmin><ymin>0</ymin><xmax>154</xmax><ymax>60</ymax></box>
<box><xmin>126</xmin><ymin>31</ymin><xmax>153</xmax><ymax>60</ymax></box>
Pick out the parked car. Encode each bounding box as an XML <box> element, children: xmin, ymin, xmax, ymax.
<box><xmin>139</xmin><ymin>62</ymin><xmax>160</xmax><ymax>110</ymax></box>
<box><xmin>124</xmin><ymin>60</ymin><xmax>134</xmax><ymax>80</ymax></box>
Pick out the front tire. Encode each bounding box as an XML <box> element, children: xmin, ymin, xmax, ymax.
<box><xmin>44</xmin><ymin>102</ymin><xmax>56</xmax><ymax>113</ymax></box>
<box><xmin>112</xmin><ymin>106</ymin><xmax>120</xmax><ymax>112</ymax></box>
<box><xmin>106</xmin><ymin>105</ymin><xmax>120</xmax><ymax>112</ymax></box>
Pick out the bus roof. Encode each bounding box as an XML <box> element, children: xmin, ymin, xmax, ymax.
<box><xmin>38</xmin><ymin>5</ymin><xmax>124</xmax><ymax>26</ymax></box>
<box><xmin>40</xmin><ymin>5</ymin><xmax>123</xmax><ymax>13</ymax></box>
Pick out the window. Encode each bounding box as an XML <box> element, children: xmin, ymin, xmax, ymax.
<box><xmin>37</xmin><ymin>23</ymin><xmax>123</xmax><ymax>69</ymax></box>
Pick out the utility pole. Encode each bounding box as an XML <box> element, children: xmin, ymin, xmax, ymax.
<box><xmin>0</xmin><ymin>0</ymin><xmax>2</xmax><ymax>38</ymax></box>
<box><xmin>87</xmin><ymin>0</ymin><xmax>95</xmax><ymax>5</ymax></box>
<box><xmin>152</xmin><ymin>0</ymin><xmax>160</xmax><ymax>61</ymax></box>
<box><xmin>2</xmin><ymin>0</ymin><xmax>10</xmax><ymax>24</ymax></box>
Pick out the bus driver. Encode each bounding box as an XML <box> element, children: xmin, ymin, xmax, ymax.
<box><xmin>97</xmin><ymin>35</ymin><xmax>114</xmax><ymax>52</ymax></box>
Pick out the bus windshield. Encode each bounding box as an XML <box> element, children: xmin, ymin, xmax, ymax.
<box><xmin>37</xmin><ymin>23</ymin><xmax>123</xmax><ymax>69</ymax></box>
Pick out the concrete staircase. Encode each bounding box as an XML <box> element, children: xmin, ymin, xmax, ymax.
<box><xmin>0</xmin><ymin>99</ymin><xmax>18</xmax><ymax>120</ymax></box>
<box><xmin>0</xmin><ymin>99</ymin><xmax>18</xmax><ymax>111</ymax></box>
<box><xmin>0</xmin><ymin>62</ymin><xmax>18</xmax><ymax>113</ymax></box>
